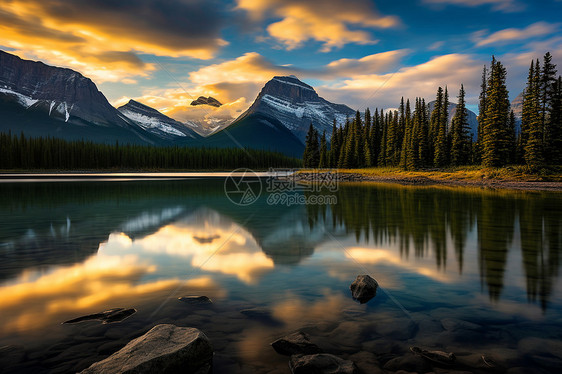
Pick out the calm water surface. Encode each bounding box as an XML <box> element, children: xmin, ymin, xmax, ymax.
<box><xmin>0</xmin><ymin>178</ymin><xmax>561</xmax><ymax>373</ymax></box>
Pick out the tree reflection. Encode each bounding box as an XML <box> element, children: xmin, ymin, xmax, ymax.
<box><xmin>305</xmin><ymin>184</ymin><xmax>561</xmax><ymax>310</ymax></box>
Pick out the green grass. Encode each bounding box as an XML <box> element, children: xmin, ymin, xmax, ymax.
<box><xmin>300</xmin><ymin>165</ymin><xmax>562</xmax><ymax>182</ymax></box>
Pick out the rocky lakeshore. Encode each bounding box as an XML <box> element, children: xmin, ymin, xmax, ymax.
<box><xmin>2</xmin><ymin>280</ymin><xmax>561</xmax><ymax>373</ymax></box>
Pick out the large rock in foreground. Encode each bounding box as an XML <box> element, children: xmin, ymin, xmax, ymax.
<box><xmin>350</xmin><ymin>275</ymin><xmax>378</xmax><ymax>304</ymax></box>
<box><xmin>289</xmin><ymin>353</ymin><xmax>358</xmax><ymax>374</ymax></box>
<box><xmin>79</xmin><ymin>324</ymin><xmax>213</xmax><ymax>374</ymax></box>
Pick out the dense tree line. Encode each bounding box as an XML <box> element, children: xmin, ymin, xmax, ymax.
<box><xmin>0</xmin><ymin>132</ymin><xmax>301</xmax><ymax>170</ymax></box>
<box><xmin>304</xmin><ymin>53</ymin><xmax>562</xmax><ymax>169</ymax></box>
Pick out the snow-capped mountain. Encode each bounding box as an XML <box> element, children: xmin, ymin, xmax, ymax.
<box><xmin>0</xmin><ymin>50</ymin><xmax>165</xmax><ymax>144</ymax></box>
<box><xmin>1</xmin><ymin>50</ymin><xmax>133</xmax><ymax>128</ymax></box>
<box><xmin>118</xmin><ymin>99</ymin><xmax>201</xmax><ymax>140</ymax></box>
<box><xmin>239</xmin><ymin>75</ymin><xmax>355</xmax><ymax>142</ymax></box>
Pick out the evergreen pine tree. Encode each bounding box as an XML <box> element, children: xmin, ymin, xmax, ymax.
<box><xmin>303</xmin><ymin>123</ymin><xmax>320</xmax><ymax>167</ymax></box>
<box><xmin>541</xmin><ymin>52</ymin><xmax>559</xmax><ymax>162</ymax></box>
<box><xmin>434</xmin><ymin>86</ymin><xmax>449</xmax><ymax>167</ymax></box>
<box><xmin>482</xmin><ymin>57</ymin><xmax>511</xmax><ymax>167</ymax></box>
<box><xmin>451</xmin><ymin>84</ymin><xmax>471</xmax><ymax>166</ymax></box>
<box><xmin>319</xmin><ymin>131</ymin><xmax>328</xmax><ymax>168</ymax></box>
<box><xmin>549</xmin><ymin>76</ymin><xmax>562</xmax><ymax>164</ymax></box>
<box><xmin>520</xmin><ymin>61</ymin><xmax>535</xmax><ymax>157</ymax></box>
<box><xmin>418</xmin><ymin>99</ymin><xmax>430</xmax><ymax>167</ymax></box>
<box><xmin>354</xmin><ymin>110</ymin><xmax>364</xmax><ymax>167</ymax></box>
<box><xmin>430</xmin><ymin>87</ymin><xmax>444</xmax><ymax>166</ymax></box>
<box><xmin>524</xmin><ymin>59</ymin><xmax>544</xmax><ymax>167</ymax></box>
<box><xmin>476</xmin><ymin>65</ymin><xmax>488</xmax><ymax>163</ymax></box>
<box><xmin>329</xmin><ymin>119</ymin><xmax>339</xmax><ymax>168</ymax></box>
<box><xmin>378</xmin><ymin>113</ymin><xmax>388</xmax><ymax>166</ymax></box>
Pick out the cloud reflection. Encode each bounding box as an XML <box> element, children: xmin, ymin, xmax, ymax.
<box><xmin>0</xmin><ymin>253</ymin><xmax>220</xmax><ymax>334</ymax></box>
<box><xmin>101</xmin><ymin>211</ymin><xmax>275</xmax><ymax>284</ymax></box>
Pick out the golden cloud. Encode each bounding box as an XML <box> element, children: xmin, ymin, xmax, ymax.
<box><xmin>116</xmin><ymin>50</ymin><xmax>407</xmax><ymax>122</ymax></box>
<box><xmin>318</xmin><ymin>53</ymin><xmax>483</xmax><ymax>110</ymax></box>
<box><xmin>0</xmin><ymin>0</ymin><xmax>228</xmax><ymax>82</ymax></box>
<box><xmin>236</xmin><ymin>0</ymin><xmax>400</xmax><ymax>51</ymax></box>
<box><xmin>474</xmin><ymin>22</ymin><xmax>559</xmax><ymax>47</ymax></box>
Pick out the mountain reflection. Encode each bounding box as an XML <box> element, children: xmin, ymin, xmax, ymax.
<box><xmin>306</xmin><ymin>184</ymin><xmax>562</xmax><ymax>310</ymax></box>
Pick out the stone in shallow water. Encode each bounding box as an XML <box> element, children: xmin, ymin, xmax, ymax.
<box><xmin>271</xmin><ymin>331</ymin><xmax>322</xmax><ymax>356</ymax></box>
<box><xmin>350</xmin><ymin>275</ymin><xmax>378</xmax><ymax>304</ymax></box>
<box><xmin>347</xmin><ymin>351</ymin><xmax>382</xmax><ymax>374</ymax></box>
<box><xmin>289</xmin><ymin>353</ymin><xmax>358</xmax><ymax>374</ymax></box>
<box><xmin>178</xmin><ymin>296</ymin><xmax>213</xmax><ymax>305</ymax></box>
<box><xmin>63</xmin><ymin>308</ymin><xmax>136</xmax><ymax>324</ymax></box>
<box><xmin>79</xmin><ymin>324</ymin><xmax>213</xmax><ymax>374</ymax></box>
<box><xmin>410</xmin><ymin>346</ymin><xmax>456</xmax><ymax>366</ymax></box>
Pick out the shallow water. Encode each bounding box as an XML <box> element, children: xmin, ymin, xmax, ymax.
<box><xmin>0</xmin><ymin>178</ymin><xmax>561</xmax><ymax>373</ymax></box>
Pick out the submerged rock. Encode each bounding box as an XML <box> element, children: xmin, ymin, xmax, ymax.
<box><xmin>271</xmin><ymin>332</ymin><xmax>322</xmax><ymax>356</ymax></box>
<box><xmin>63</xmin><ymin>308</ymin><xmax>136</xmax><ymax>324</ymax></box>
<box><xmin>350</xmin><ymin>275</ymin><xmax>378</xmax><ymax>303</ymax></box>
<box><xmin>410</xmin><ymin>346</ymin><xmax>456</xmax><ymax>366</ymax></box>
<box><xmin>178</xmin><ymin>296</ymin><xmax>213</xmax><ymax>305</ymax></box>
<box><xmin>79</xmin><ymin>324</ymin><xmax>213</xmax><ymax>374</ymax></box>
<box><xmin>289</xmin><ymin>353</ymin><xmax>358</xmax><ymax>374</ymax></box>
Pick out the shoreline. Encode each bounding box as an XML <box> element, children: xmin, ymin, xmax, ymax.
<box><xmin>294</xmin><ymin>170</ymin><xmax>562</xmax><ymax>192</ymax></box>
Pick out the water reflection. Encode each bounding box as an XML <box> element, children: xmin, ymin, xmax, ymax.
<box><xmin>306</xmin><ymin>184</ymin><xmax>562</xmax><ymax>310</ymax></box>
<box><xmin>0</xmin><ymin>179</ymin><xmax>561</xmax><ymax>373</ymax></box>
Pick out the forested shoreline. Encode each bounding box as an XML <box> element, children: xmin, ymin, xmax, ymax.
<box><xmin>304</xmin><ymin>52</ymin><xmax>562</xmax><ymax>170</ymax></box>
<box><xmin>0</xmin><ymin>132</ymin><xmax>301</xmax><ymax>170</ymax></box>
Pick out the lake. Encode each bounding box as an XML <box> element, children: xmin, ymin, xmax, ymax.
<box><xmin>0</xmin><ymin>177</ymin><xmax>561</xmax><ymax>373</ymax></box>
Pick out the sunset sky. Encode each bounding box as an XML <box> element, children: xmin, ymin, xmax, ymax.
<box><xmin>1</xmin><ymin>0</ymin><xmax>561</xmax><ymax>121</ymax></box>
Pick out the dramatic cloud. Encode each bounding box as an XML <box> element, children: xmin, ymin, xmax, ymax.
<box><xmin>0</xmin><ymin>0</ymin><xmax>228</xmax><ymax>82</ymax></box>
<box><xmin>318</xmin><ymin>53</ymin><xmax>483</xmax><ymax>110</ymax></box>
<box><xmin>423</xmin><ymin>0</ymin><xmax>523</xmax><ymax>12</ymax></box>
<box><xmin>474</xmin><ymin>22</ymin><xmax>560</xmax><ymax>47</ymax></box>
<box><xmin>236</xmin><ymin>0</ymin><xmax>400</xmax><ymax>51</ymax></box>
<box><xmin>118</xmin><ymin>50</ymin><xmax>407</xmax><ymax>122</ymax></box>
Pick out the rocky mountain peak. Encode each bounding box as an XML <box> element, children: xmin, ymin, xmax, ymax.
<box><xmin>190</xmin><ymin>96</ymin><xmax>222</xmax><ymax>107</ymax></box>
<box><xmin>258</xmin><ymin>75</ymin><xmax>319</xmax><ymax>103</ymax></box>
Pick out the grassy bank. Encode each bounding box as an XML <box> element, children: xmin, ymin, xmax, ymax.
<box><xmin>329</xmin><ymin>165</ymin><xmax>562</xmax><ymax>182</ymax></box>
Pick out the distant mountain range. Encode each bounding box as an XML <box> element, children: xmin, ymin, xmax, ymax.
<box><xmin>5</xmin><ymin>50</ymin><xmax>525</xmax><ymax>158</ymax></box>
<box><xmin>1</xmin><ymin>50</ymin><xmax>359</xmax><ymax>156</ymax></box>
<box><xmin>117</xmin><ymin>99</ymin><xmax>201</xmax><ymax>140</ymax></box>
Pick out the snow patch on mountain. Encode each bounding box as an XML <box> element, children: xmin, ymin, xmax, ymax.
<box><xmin>0</xmin><ymin>87</ymin><xmax>38</xmax><ymax>108</ymax></box>
<box><xmin>272</xmin><ymin>77</ymin><xmax>314</xmax><ymax>91</ymax></box>
<box><xmin>119</xmin><ymin>108</ymin><xmax>187</xmax><ymax>137</ymax></box>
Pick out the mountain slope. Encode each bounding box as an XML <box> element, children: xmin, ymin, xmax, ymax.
<box><xmin>118</xmin><ymin>99</ymin><xmax>202</xmax><ymax>141</ymax></box>
<box><xmin>206</xmin><ymin>112</ymin><xmax>305</xmax><ymax>157</ymax></box>
<box><xmin>239</xmin><ymin>75</ymin><xmax>355</xmax><ymax>142</ymax></box>
<box><xmin>0</xmin><ymin>50</ymin><xmax>163</xmax><ymax>144</ymax></box>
